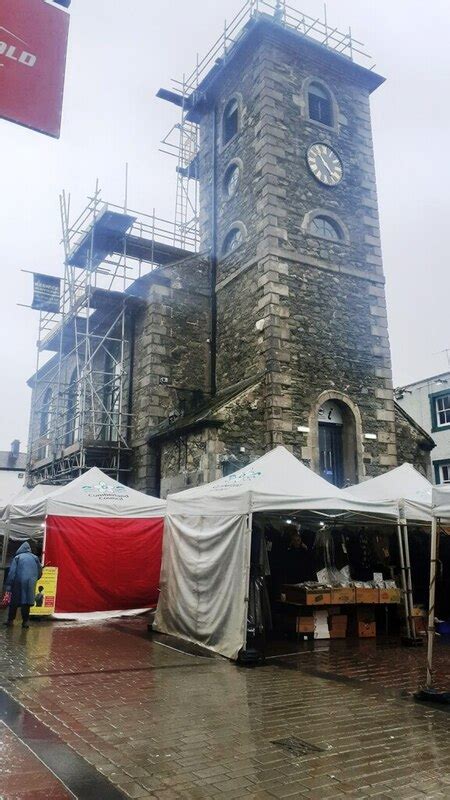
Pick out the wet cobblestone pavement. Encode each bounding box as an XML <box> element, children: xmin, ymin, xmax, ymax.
<box><xmin>2</xmin><ymin>619</ymin><xmax>450</xmax><ymax>799</ymax></box>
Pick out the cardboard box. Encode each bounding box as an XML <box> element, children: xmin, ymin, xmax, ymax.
<box><xmin>412</xmin><ymin>617</ymin><xmax>427</xmax><ymax>635</ymax></box>
<box><xmin>358</xmin><ymin>621</ymin><xmax>376</xmax><ymax>638</ymax></box>
<box><xmin>378</xmin><ymin>588</ymin><xmax>401</xmax><ymax>604</ymax></box>
<box><xmin>328</xmin><ymin>614</ymin><xmax>348</xmax><ymax>639</ymax></box>
<box><xmin>281</xmin><ymin>585</ymin><xmax>331</xmax><ymax>606</ymax></box>
<box><xmin>331</xmin><ymin>587</ymin><xmax>355</xmax><ymax>605</ymax></box>
<box><xmin>355</xmin><ymin>587</ymin><xmax>378</xmax><ymax>604</ymax></box>
<box><xmin>296</xmin><ymin>617</ymin><xmax>315</xmax><ymax>633</ymax></box>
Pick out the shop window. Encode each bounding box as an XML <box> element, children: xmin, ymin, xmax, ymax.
<box><xmin>223</xmin><ymin>161</ymin><xmax>241</xmax><ymax>198</ymax></box>
<box><xmin>222</xmin><ymin>97</ymin><xmax>240</xmax><ymax>145</ymax></box>
<box><xmin>308</xmin><ymin>214</ymin><xmax>344</xmax><ymax>242</ymax></box>
<box><xmin>308</xmin><ymin>82</ymin><xmax>333</xmax><ymax>127</ymax></box>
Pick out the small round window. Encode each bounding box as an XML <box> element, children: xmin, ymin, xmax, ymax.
<box><xmin>223</xmin><ymin>226</ymin><xmax>244</xmax><ymax>255</ymax></box>
<box><xmin>308</xmin><ymin>215</ymin><xmax>343</xmax><ymax>242</ymax></box>
<box><xmin>224</xmin><ymin>162</ymin><xmax>240</xmax><ymax>198</ymax></box>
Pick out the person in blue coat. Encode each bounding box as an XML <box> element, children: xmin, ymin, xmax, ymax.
<box><xmin>4</xmin><ymin>542</ymin><xmax>42</xmax><ymax>629</ymax></box>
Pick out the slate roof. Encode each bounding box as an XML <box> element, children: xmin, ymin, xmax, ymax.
<box><xmin>0</xmin><ymin>451</ymin><xmax>27</xmax><ymax>471</ymax></box>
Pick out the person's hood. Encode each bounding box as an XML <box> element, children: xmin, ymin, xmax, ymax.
<box><xmin>15</xmin><ymin>542</ymin><xmax>31</xmax><ymax>555</ymax></box>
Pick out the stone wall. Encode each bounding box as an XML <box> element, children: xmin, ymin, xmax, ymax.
<box><xmin>156</xmin><ymin>380</ymin><xmax>266</xmax><ymax>497</ymax></box>
<box><xmin>130</xmin><ymin>253</ymin><xmax>211</xmax><ymax>492</ymax></box>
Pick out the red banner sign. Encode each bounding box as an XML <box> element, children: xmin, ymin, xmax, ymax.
<box><xmin>0</xmin><ymin>0</ymin><xmax>70</xmax><ymax>138</ymax></box>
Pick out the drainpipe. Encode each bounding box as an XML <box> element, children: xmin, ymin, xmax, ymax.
<box><xmin>210</xmin><ymin>104</ymin><xmax>218</xmax><ymax>397</ymax></box>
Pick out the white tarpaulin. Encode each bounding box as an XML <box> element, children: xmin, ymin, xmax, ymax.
<box><xmin>156</xmin><ymin>514</ymin><xmax>250</xmax><ymax>659</ymax></box>
<box><xmin>343</xmin><ymin>463</ymin><xmax>433</xmax><ymax>523</ymax></box>
<box><xmin>432</xmin><ymin>485</ymin><xmax>450</xmax><ymax>519</ymax></box>
<box><xmin>5</xmin><ymin>467</ymin><xmax>166</xmax><ymax>540</ymax></box>
<box><xmin>154</xmin><ymin>447</ymin><xmax>399</xmax><ymax>659</ymax></box>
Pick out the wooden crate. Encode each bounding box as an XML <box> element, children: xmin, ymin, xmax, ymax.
<box><xmin>331</xmin><ymin>587</ymin><xmax>355</xmax><ymax>605</ymax></box>
<box><xmin>296</xmin><ymin>617</ymin><xmax>315</xmax><ymax>633</ymax></box>
<box><xmin>378</xmin><ymin>588</ymin><xmax>401</xmax><ymax>604</ymax></box>
<box><xmin>281</xmin><ymin>585</ymin><xmax>331</xmax><ymax>606</ymax></box>
<box><xmin>355</xmin><ymin>587</ymin><xmax>378</xmax><ymax>604</ymax></box>
<box><xmin>328</xmin><ymin>614</ymin><xmax>348</xmax><ymax>639</ymax></box>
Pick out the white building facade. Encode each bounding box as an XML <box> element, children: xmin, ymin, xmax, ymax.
<box><xmin>396</xmin><ymin>373</ymin><xmax>450</xmax><ymax>485</ymax></box>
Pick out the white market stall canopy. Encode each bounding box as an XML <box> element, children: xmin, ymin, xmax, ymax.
<box><xmin>155</xmin><ymin>447</ymin><xmax>400</xmax><ymax>660</ymax></box>
<box><xmin>5</xmin><ymin>467</ymin><xmax>166</xmax><ymax>540</ymax></box>
<box><xmin>343</xmin><ymin>463</ymin><xmax>433</xmax><ymax>523</ymax></box>
<box><xmin>166</xmin><ymin>446</ymin><xmax>400</xmax><ymax>518</ymax></box>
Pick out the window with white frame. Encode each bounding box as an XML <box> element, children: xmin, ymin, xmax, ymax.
<box><xmin>435</xmin><ymin>394</ymin><xmax>450</xmax><ymax>427</ymax></box>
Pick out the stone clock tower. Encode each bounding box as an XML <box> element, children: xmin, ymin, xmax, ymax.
<box><xmin>185</xmin><ymin>12</ymin><xmax>397</xmax><ymax>486</ymax></box>
<box><xmin>139</xmin><ymin>7</ymin><xmax>416</xmax><ymax>494</ymax></box>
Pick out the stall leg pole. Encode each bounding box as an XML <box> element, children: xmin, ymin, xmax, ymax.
<box><xmin>426</xmin><ymin>517</ymin><xmax>438</xmax><ymax>689</ymax></box>
<box><xmin>402</xmin><ymin>521</ymin><xmax>416</xmax><ymax>639</ymax></box>
<box><xmin>397</xmin><ymin>522</ymin><xmax>411</xmax><ymax>639</ymax></box>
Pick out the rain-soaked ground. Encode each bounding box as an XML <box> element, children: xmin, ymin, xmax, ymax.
<box><xmin>1</xmin><ymin>617</ymin><xmax>450</xmax><ymax>799</ymax></box>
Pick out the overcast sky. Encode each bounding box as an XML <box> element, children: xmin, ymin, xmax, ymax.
<box><xmin>0</xmin><ymin>0</ymin><xmax>449</xmax><ymax>451</ymax></box>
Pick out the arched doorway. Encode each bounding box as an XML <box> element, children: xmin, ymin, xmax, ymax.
<box><xmin>308</xmin><ymin>392</ymin><xmax>364</xmax><ymax>487</ymax></box>
<box><xmin>318</xmin><ymin>400</ymin><xmax>345</xmax><ymax>486</ymax></box>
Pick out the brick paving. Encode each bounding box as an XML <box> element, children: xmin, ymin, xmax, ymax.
<box><xmin>266</xmin><ymin>636</ymin><xmax>450</xmax><ymax>695</ymax></box>
<box><xmin>2</xmin><ymin>619</ymin><xmax>450</xmax><ymax>799</ymax></box>
<box><xmin>0</xmin><ymin>721</ymin><xmax>73</xmax><ymax>800</ymax></box>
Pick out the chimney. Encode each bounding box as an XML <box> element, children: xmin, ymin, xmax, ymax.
<box><xmin>9</xmin><ymin>440</ymin><xmax>20</xmax><ymax>466</ymax></box>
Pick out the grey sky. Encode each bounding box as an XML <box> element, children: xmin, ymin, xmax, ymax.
<box><xmin>1</xmin><ymin>0</ymin><xmax>448</xmax><ymax>450</ymax></box>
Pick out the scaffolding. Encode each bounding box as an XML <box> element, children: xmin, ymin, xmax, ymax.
<box><xmin>28</xmin><ymin>186</ymin><xmax>197</xmax><ymax>485</ymax></box>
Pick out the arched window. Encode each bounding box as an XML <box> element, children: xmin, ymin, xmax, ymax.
<box><xmin>65</xmin><ymin>369</ymin><xmax>79</xmax><ymax>447</ymax></box>
<box><xmin>38</xmin><ymin>387</ymin><xmax>52</xmax><ymax>460</ymax></box>
<box><xmin>308</xmin><ymin>214</ymin><xmax>343</xmax><ymax>242</ymax></box>
<box><xmin>222</xmin><ymin>224</ymin><xmax>245</xmax><ymax>255</ymax></box>
<box><xmin>223</xmin><ymin>161</ymin><xmax>241</xmax><ymax>198</ymax></box>
<box><xmin>308</xmin><ymin>82</ymin><xmax>333</xmax><ymax>127</ymax></box>
<box><xmin>222</xmin><ymin>97</ymin><xmax>240</xmax><ymax>145</ymax></box>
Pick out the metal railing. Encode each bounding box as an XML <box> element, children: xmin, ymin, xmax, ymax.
<box><xmin>174</xmin><ymin>0</ymin><xmax>372</xmax><ymax>98</ymax></box>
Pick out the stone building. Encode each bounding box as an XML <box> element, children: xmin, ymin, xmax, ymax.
<box><xmin>27</xmin><ymin>6</ymin><xmax>433</xmax><ymax>493</ymax></box>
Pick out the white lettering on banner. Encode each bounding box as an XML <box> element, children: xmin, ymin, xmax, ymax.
<box><xmin>19</xmin><ymin>51</ymin><xmax>36</xmax><ymax>67</ymax></box>
<box><xmin>0</xmin><ymin>31</ymin><xmax>37</xmax><ymax>69</ymax></box>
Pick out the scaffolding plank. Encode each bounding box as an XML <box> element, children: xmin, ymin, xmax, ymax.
<box><xmin>67</xmin><ymin>208</ymin><xmax>136</xmax><ymax>269</ymax></box>
<box><xmin>123</xmin><ymin>234</ymin><xmax>193</xmax><ymax>265</ymax></box>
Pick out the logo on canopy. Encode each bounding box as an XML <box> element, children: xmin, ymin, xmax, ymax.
<box><xmin>217</xmin><ymin>468</ymin><xmax>263</xmax><ymax>489</ymax></box>
<box><xmin>82</xmin><ymin>481</ymin><xmax>129</xmax><ymax>500</ymax></box>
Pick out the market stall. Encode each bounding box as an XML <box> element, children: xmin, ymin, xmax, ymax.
<box><xmin>3</xmin><ymin>468</ymin><xmax>166</xmax><ymax>617</ymax></box>
<box><xmin>154</xmin><ymin>446</ymin><xmax>399</xmax><ymax>659</ymax></box>
<box><xmin>425</xmin><ymin>485</ymin><xmax>450</xmax><ymax>690</ymax></box>
<box><xmin>342</xmin><ymin>464</ymin><xmax>433</xmax><ymax>640</ymax></box>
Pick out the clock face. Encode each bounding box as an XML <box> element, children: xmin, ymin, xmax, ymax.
<box><xmin>307</xmin><ymin>143</ymin><xmax>343</xmax><ymax>186</ymax></box>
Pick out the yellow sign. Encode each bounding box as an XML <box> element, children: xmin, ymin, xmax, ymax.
<box><xmin>30</xmin><ymin>566</ymin><xmax>59</xmax><ymax>616</ymax></box>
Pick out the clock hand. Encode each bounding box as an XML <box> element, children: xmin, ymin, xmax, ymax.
<box><xmin>318</xmin><ymin>156</ymin><xmax>333</xmax><ymax>176</ymax></box>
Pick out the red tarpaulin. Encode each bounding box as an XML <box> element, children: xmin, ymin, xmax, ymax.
<box><xmin>44</xmin><ymin>515</ymin><xmax>164</xmax><ymax>613</ymax></box>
